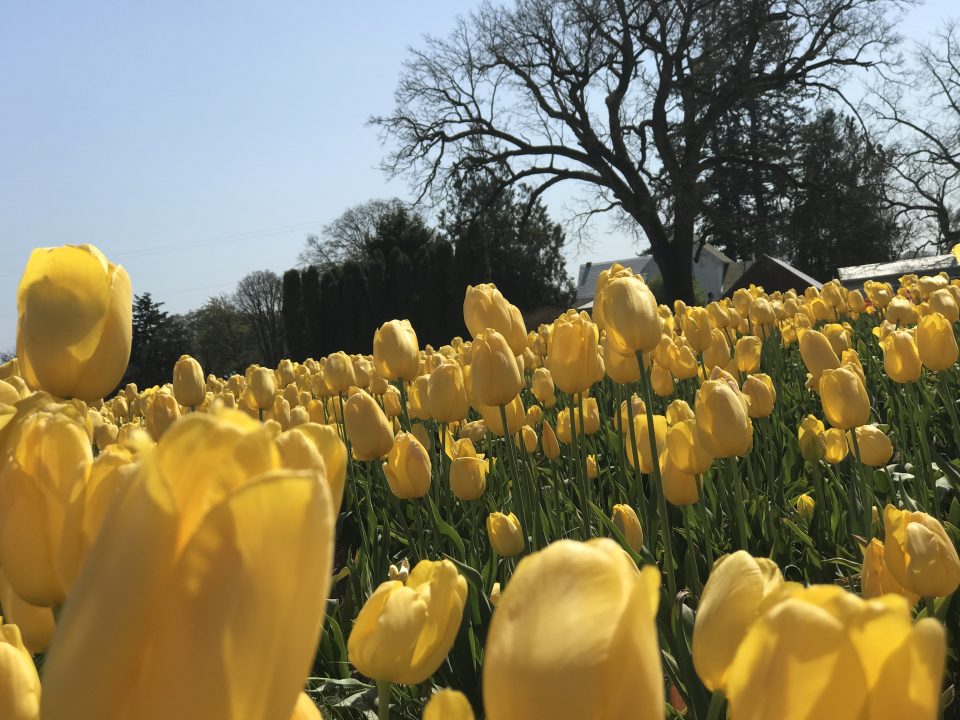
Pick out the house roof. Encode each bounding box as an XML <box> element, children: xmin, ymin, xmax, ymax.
<box><xmin>722</xmin><ymin>255</ymin><xmax>823</xmax><ymax>298</ymax></box>
<box><xmin>837</xmin><ymin>255</ymin><xmax>960</xmax><ymax>285</ymax></box>
<box><xmin>575</xmin><ymin>256</ymin><xmax>653</xmax><ymax>301</ymax></box>
<box><xmin>575</xmin><ymin>243</ymin><xmax>732</xmax><ymax>301</ymax></box>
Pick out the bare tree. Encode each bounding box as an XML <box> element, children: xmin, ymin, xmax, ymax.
<box><xmin>878</xmin><ymin>21</ymin><xmax>960</xmax><ymax>254</ymax></box>
<box><xmin>373</xmin><ymin>0</ymin><xmax>903</xmax><ymax>301</ymax></box>
<box><xmin>234</xmin><ymin>271</ymin><xmax>285</xmax><ymax>366</ymax></box>
<box><xmin>298</xmin><ymin>198</ymin><xmax>410</xmax><ymax>268</ymax></box>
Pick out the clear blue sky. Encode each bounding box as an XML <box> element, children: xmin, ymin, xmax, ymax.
<box><xmin>0</xmin><ymin>0</ymin><xmax>954</xmax><ymax>350</ymax></box>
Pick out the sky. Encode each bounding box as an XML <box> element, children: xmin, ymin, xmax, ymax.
<box><xmin>0</xmin><ymin>0</ymin><xmax>955</xmax><ymax>350</ymax></box>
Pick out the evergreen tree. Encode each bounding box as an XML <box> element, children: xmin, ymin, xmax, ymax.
<box><xmin>787</xmin><ymin>110</ymin><xmax>902</xmax><ymax>280</ymax></box>
<box><xmin>124</xmin><ymin>293</ymin><xmax>191</xmax><ymax>389</ymax></box>
<box><xmin>282</xmin><ymin>269</ymin><xmax>307</xmax><ymax>361</ymax></box>
<box><xmin>301</xmin><ymin>266</ymin><xmax>322</xmax><ymax>358</ymax></box>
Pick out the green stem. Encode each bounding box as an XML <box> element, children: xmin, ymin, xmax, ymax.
<box><xmin>397</xmin><ymin>380</ymin><xmax>411</xmax><ymax>431</ymax></box>
<box><xmin>726</xmin><ymin>457</ymin><xmax>750</xmax><ymax>551</ymax></box>
<box><xmin>638</xmin><ymin>352</ymin><xmax>677</xmax><ymax>600</ymax></box>
<box><xmin>848</xmin><ymin>427</ymin><xmax>873</xmax><ymax>538</ymax></box>
<box><xmin>376</xmin><ymin>680</ymin><xmax>391</xmax><ymax>720</ymax></box>
<box><xmin>705</xmin><ymin>690</ymin><xmax>726</xmax><ymax>720</ymax></box>
<box><xmin>499</xmin><ymin>403</ymin><xmax>528</xmax><ymax>542</ymax></box>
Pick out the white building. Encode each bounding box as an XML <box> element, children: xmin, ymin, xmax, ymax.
<box><xmin>575</xmin><ymin>244</ymin><xmax>734</xmax><ymax>307</ymax></box>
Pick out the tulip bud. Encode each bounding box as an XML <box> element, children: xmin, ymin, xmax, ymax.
<box><xmin>666</xmin><ymin>419</ymin><xmax>714</xmax><ymax>475</ymax></box>
<box><xmin>479</xmin><ymin>395</ymin><xmax>525</xmax><ymax>437</ymax></box>
<box><xmin>600</xmin><ymin>275</ymin><xmax>662</xmax><ymax>354</ymax></box>
<box><xmin>325</xmin><ymin>352</ymin><xmax>356</xmax><ymax>394</ymax></box>
<box><xmin>611</xmin><ymin>504</ymin><xmax>644</xmax><ymax>552</ymax></box>
<box><xmin>586</xmin><ymin>454</ymin><xmax>599</xmax><ymax>479</ymax></box>
<box><xmin>546</xmin><ymin>310</ymin><xmax>604</xmax><ymax>395</ymax></box>
<box><xmin>602</xmin><ymin>334</ymin><xmax>642</xmax><ymax>384</ymax></box>
<box><xmin>521</xmin><ymin>425</ymin><xmax>538</xmax><ymax>454</ymax></box>
<box><xmin>682</xmin><ymin>307</ymin><xmax>713</xmax><ymax>353</ymax></box>
<box><xmin>382</xmin><ymin>432</ymin><xmax>432</xmax><ymax>499</ymax></box>
<box><xmin>427</xmin><ymin>362</ymin><xmax>469</xmax><ymax>422</ymax></box>
<box><xmin>742</xmin><ymin>374</ymin><xmax>776</xmax><ymax>418</ymax></box>
<box><xmin>795</xmin><ymin>493</ymin><xmax>815</xmax><ymax>522</ymax></box>
<box><xmin>883</xmin><ymin>505</ymin><xmax>960</xmax><ymax>598</ymax></box>
<box><xmin>373</xmin><ymin>319</ymin><xmax>420</xmax><ymax>381</ymax></box>
<box><xmin>725</xmin><ymin>585</ymin><xmax>945</xmax><ymax>720</ymax></box>
<box><xmin>449</xmin><ymin>452</ymin><xmax>489</xmax><ymax>501</ymax></box>
<box><xmin>463</xmin><ymin>284</ymin><xmax>527</xmax><ymax>354</ymax></box>
<box><xmin>861</xmin><ymin>538</ymin><xmax>919</xmax><ymax>605</ymax></box>
<box><xmin>541</xmin><ymin>421</ymin><xmax>561</xmax><ymax>461</ymax></box>
<box><xmin>16</xmin><ymin>244</ymin><xmax>132</xmax><ymax>401</ymax></box>
<box><xmin>887</xmin><ymin>295</ymin><xmax>919</xmax><ymax>326</ymax></box>
<box><xmin>916</xmin><ymin>312</ymin><xmax>958</xmax><ymax>371</ymax></box>
<box><xmin>348</xmin><ymin>559</ymin><xmax>467</xmax><ymax>685</ymax></box>
<box><xmin>665</xmin><ymin>399</ymin><xmax>695</xmax><ymax>426</ymax></box>
<box><xmin>250</xmin><ymin>367</ymin><xmax>278</xmax><ymax>411</ymax></box>
<box><xmin>424</xmin><ymin>689</ymin><xmax>475</xmax><ymax>720</ymax></box>
<box><xmin>799</xmin><ymin>329</ymin><xmax>840</xmax><ymax>389</ymax></box>
<box><xmin>625</xmin><ymin>412</ymin><xmax>668</xmax><ymax>474</ymax></box>
<box><xmin>470</xmin><ymin>330</ymin><xmax>522</xmax><ymax>407</ymax></box>
<box><xmin>881</xmin><ymin>330</ymin><xmax>922</xmax><ymax>383</ymax></box>
<box><xmin>849</xmin><ymin>425</ymin><xmax>893</xmax><ymax>467</ymax></box>
<box><xmin>661</xmin><ymin>447</ymin><xmax>700</xmax><ymax>505</ymax></box>
<box><xmin>490</xmin><ymin>582</ymin><xmax>502</xmax><ymax>607</ymax></box>
<box><xmin>483</xmin><ymin>539</ymin><xmax>663</xmax><ymax>719</ymax></box>
<box><xmin>702</xmin><ymin>328</ymin><xmax>731</xmax><ymax>371</ymax></box>
<box><xmin>651</xmin><ymin>362</ymin><xmax>674</xmax><ymax>397</ymax></box>
<box><xmin>530</xmin><ymin>367</ymin><xmax>556</xmax><ymax>408</ymax></box>
<box><xmin>819</xmin><ymin>367</ymin><xmax>870</xmax><ymax>429</ymax></box>
<box><xmin>797</xmin><ymin>415</ymin><xmax>826</xmax><ymax>462</ymax></box>
<box><xmin>487</xmin><ymin>512</ymin><xmax>524</xmax><ymax>557</ymax></box>
<box><xmin>41</xmin><ymin>411</ymin><xmax>336</xmax><ymax>720</ymax></box>
<box><xmin>734</xmin><ymin>336</ymin><xmax>762</xmax><ymax>374</ymax></box>
<box><xmin>276</xmin><ymin>423</ymin><xmax>348</xmax><ymax>512</ymax></box>
<box><xmin>289</xmin><ymin>692</ymin><xmax>322</xmax><ymax>720</ymax></box>
<box><xmin>0</xmin><ymin>621</ymin><xmax>42</xmax><ymax>720</ymax></box>
<box><xmin>695</xmin><ymin>380</ymin><xmax>752</xmax><ymax>458</ymax></box>
<box><xmin>171</xmin><ymin>355</ymin><xmax>205</xmax><ymax>408</ymax></box>
<box><xmin>692</xmin><ymin>551</ymin><xmax>785</xmax><ymax>691</ymax></box>
<box><xmin>344</xmin><ymin>390</ymin><xmax>394</xmax><ymax>461</ymax></box>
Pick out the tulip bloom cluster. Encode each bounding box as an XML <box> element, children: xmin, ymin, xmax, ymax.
<box><xmin>1</xmin><ymin>244</ymin><xmax>959</xmax><ymax>720</ymax></box>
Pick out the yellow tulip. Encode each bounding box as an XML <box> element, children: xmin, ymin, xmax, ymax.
<box><xmin>927</xmin><ymin>287</ymin><xmax>959</xmax><ymax>323</ymax></box>
<box><xmin>541</xmin><ymin>421</ymin><xmax>561</xmax><ymax>461</ymax></box>
<box><xmin>450</xmin><ymin>454</ymin><xmax>489</xmax><ymax>501</ymax></box>
<box><xmin>824</xmin><ymin>427</ymin><xmax>850</xmax><ymax>464</ymax></box>
<box><xmin>682</xmin><ymin>307</ymin><xmax>713</xmax><ymax>353</ymax></box>
<box><xmin>665</xmin><ymin>399</ymin><xmax>694</xmax><ymax>426</ymax></box>
<box><xmin>427</xmin><ymin>362</ymin><xmax>469</xmax><ymax>423</ymax></box>
<box><xmin>546</xmin><ymin>310</ymin><xmax>604</xmax><ymax>395</ymax></box>
<box><xmin>483</xmin><ymin>539</ymin><xmax>662</xmax><ymax>720</ymax></box>
<box><xmin>382</xmin><ymin>432</ymin><xmax>432</xmax><ymax>499</ymax></box>
<box><xmin>373</xmin><ymin>319</ymin><xmax>420</xmax><ymax>381</ymax></box>
<box><xmin>344</xmin><ymin>390</ymin><xmax>394</xmax><ymax>461</ymax></box>
<box><xmin>274</xmin><ymin>423</ymin><xmax>347</xmax><ymax>511</ymax></box>
<box><xmin>666</xmin><ymin>419</ymin><xmax>714</xmax><ymax>475</ymax></box>
<box><xmin>819</xmin><ymin>367</ymin><xmax>870</xmax><ymax>429</ymax></box>
<box><xmin>702</xmin><ymin>328</ymin><xmax>731</xmax><ymax>371</ymax></box>
<box><xmin>886</xmin><ymin>295</ymin><xmax>919</xmax><ymax>326</ymax></box>
<box><xmin>627</xmin><ymin>413</ymin><xmax>668</xmax><ymax>474</ymax></box>
<box><xmin>41</xmin><ymin>411</ymin><xmax>336</xmax><ymax>720</ymax></box>
<box><xmin>423</xmin><ymin>689</ymin><xmax>475</xmax><ymax>720</ymax></box>
<box><xmin>661</xmin><ymin>447</ymin><xmax>699</xmax><ymax>505</ymax></box>
<box><xmin>601</xmin><ymin>333</ymin><xmax>641</xmax><ymax>384</ymax></box>
<box><xmin>695</xmin><ymin>379</ymin><xmax>752</xmax><ymax>458</ymax></box>
<box><xmin>795</xmin><ymin>493</ymin><xmax>815</xmax><ymax>522</ymax></box>
<box><xmin>797</xmin><ymin>415</ymin><xmax>826</xmax><ymax>462</ymax></box>
<box><xmin>530</xmin><ymin>367</ymin><xmax>556</xmax><ymax>408</ymax></box>
<box><xmin>916</xmin><ymin>312</ymin><xmax>958</xmax><ymax>371</ymax></box>
<box><xmin>734</xmin><ymin>336</ymin><xmax>762</xmax><ymax>374</ymax></box>
<box><xmin>325</xmin><ymin>352</ymin><xmax>356</xmax><ymax>394</ymax></box>
<box><xmin>172</xmin><ymin>355</ymin><xmax>205</xmax><ymax>408</ymax></box>
<box><xmin>611</xmin><ymin>504</ymin><xmax>644</xmax><ymax>552</ymax></box>
<box><xmin>651</xmin><ymin>362</ymin><xmax>674</xmax><ymax>397</ymax></box>
<box><xmin>408</xmin><ymin>375</ymin><xmax>432</xmax><ymax>421</ymax></box>
<box><xmin>692</xmin><ymin>551</ymin><xmax>785</xmax><ymax>691</ymax></box>
<box><xmin>487</xmin><ymin>512</ymin><xmax>524</xmax><ymax>557</ymax></box>
<box><xmin>524</xmin><ymin>404</ymin><xmax>542</xmax><ymax>427</ymax></box>
<box><xmin>861</xmin><ymin>538</ymin><xmax>919</xmax><ymax>605</ymax></box>
<box><xmin>725</xmin><ymin>586</ymin><xmax>945</xmax><ymax>720</ymax></box>
<box><xmin>521</xmin><ymin>424</ymin><xmax>538</xmax><ymax>453</ymax></box>
<box><xmin>0</xmin><ymin>410</ymin><xmax>92</xmax><ymax>606</ymax></box>
<box><xmin>799</xmin><ymin>329</ymin><xmax>840</xmax><ymax>388</ymax></box>
<box><xmin>586</xmin><ymin>454</ymin><xmax>599</xmax><ymax>479</ymax></box>
<box><xmin>0</xmin><ymin>621</ymin><xmax>42</xmax><ymax>720</ymax></box>
<box><xmin>742</xmin><ymin>374</ymin><xmax>775</xmax><ymax>418</ymax></box>
<box><xmin>667</xmin><ymin>340</ymin><xmax>699</xmax><ymax>379</ymax></box>
<box><xmin>348</xmin><ymin>559</ymin><xmax>467</xmax><ymax>685</ymax></box>
<box><xmin>881</xmin><ymin>330</ymin><xmax>922</xmax><ymax>383</ymax></box>
<box><xmin>470</xmin><ymin>330</ymin><xmax>522</xmax><ymax>407</ymax></box>
<box><xmin>600</xmin><ymin>275</ymin><xmax>661</xmax><ymax>354</ymax></box>
<box><xmin>289</xmin><ymin>692</ymin><xmax>322</xmax><ymax>720</ymax></box>
<box><xmin>16</xmin><ymin>244</ymin><xmax>132</xmax><ymax>401</ymax></box>
<box><xmin>250</xmin><ymin>367</ymin><xmax>278</xmax><ymax>410</ymax></box>
<box><xmin>883</xmin><ymin>505</ymin><xmax>960</xmax><ymax>598</ymax></box>
<box><xmin>463</xmin><ymin>284</ymin><xmax>527</xmax><ymax>354</ymax></box>
<box><xmin>850</xmin><ymin>425</ymin><xmax>893</xmax><ymax>467</ymax></box>
<box><xmin>0</xmin><ymin>569</ymin><xmax>54</xmax><ymax>654</ymax></box>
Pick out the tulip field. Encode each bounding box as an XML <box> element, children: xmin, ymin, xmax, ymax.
<box><xmin>4</xmin><ymin>243</ymin><xmax>960</xmax><ymax>720</ymax></box>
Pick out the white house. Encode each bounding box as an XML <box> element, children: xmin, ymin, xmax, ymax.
<box><xmin>575</xmin><ymin>244</ymin><xmax>734</xmax><ymax>307</ymax></box>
